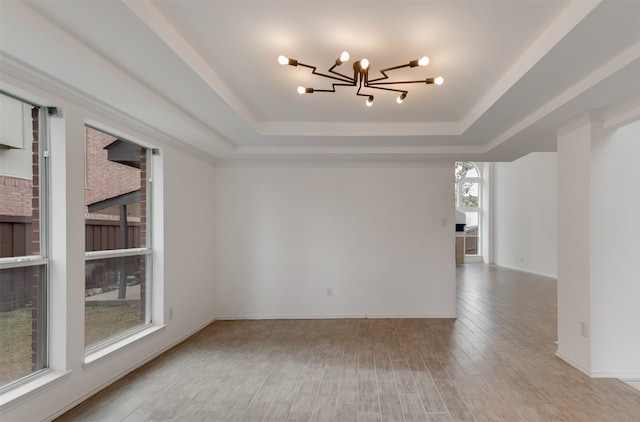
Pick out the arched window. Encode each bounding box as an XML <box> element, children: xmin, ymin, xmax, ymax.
<box><xmin>455</xmin><ymin>162</ymin><xmax>481</xmax><ymax>256</ymax></box>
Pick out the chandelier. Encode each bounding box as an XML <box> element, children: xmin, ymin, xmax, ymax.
<box><xmin>278</xmin><ymin>51</ymin><xmax>443</xmax><ymax>106</ymax></box>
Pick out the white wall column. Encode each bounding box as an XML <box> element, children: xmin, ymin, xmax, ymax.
<box><xmin>556</xmin><ymin>113</ymin><xmax>640</xmax><ymax>378</ymax></box>
<box><xmin>481</xmin><ymin>162</ymin><xmax>494</xmax><ymax>265</ymax></box>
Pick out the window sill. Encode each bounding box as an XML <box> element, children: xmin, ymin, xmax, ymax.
<box><xmin>0</xmin><ymin>369</ymin><xmax>73</xmax><ymax>412</ymax></box>
<box><xmin>84</xmin><ymin>324</ymin><xmax>166</xmax><ymax>371</ymax></box>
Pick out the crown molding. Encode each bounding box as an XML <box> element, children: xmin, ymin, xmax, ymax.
<box><xmin>604</xmin><ymin>98</ymin><xmax>640</xmax><ymax>129</ymax></box>
<box><xmin>460</xmin><ymin>0</ymin><xmax>601</xmax><ymax>133</ymax></box>
<box><xmin>258</xmin><ymin>121</ymin><xmax>461</xmax><ymax>137</ymax></box>
<box><xmin>488</xmin><ymin>41</ymin><xmax>640</xmax><ymax>149</ymax></box>
<box><xmin>123</xmin><ymin>0</ymin><xmax>261</xmax><ymax>132</ymax></box>
<box><xmin>0</xmin><ymin>52</ymin><xmax>219</xmax><ymax>166</ymax></box>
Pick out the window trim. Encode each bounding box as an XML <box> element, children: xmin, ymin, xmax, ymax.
<box><xmin>85</xmin><ymin>248</ymin><xmax>150</xmax><ymax>261</ymax></box>
<box><xmin>0</xmin><ymin>257</ymin><xmax>49</xmax><ymax>269</ymax></box>
<box><xmin>84</xmin><ymin>324</ymin><xmax>165</xmax><ymax>369</ymax></box>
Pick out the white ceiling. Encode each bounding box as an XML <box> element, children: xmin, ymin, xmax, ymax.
<box><xmin>1</xmin><ymin>0</ymin><xmax>639</xmax><ymax>163</ymax></box>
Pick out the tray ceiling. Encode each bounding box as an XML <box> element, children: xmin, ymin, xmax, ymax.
<box><xmin>1</xmin><ymin>0</ymin><xmax>639</xmax><ymax>162</ymax></box>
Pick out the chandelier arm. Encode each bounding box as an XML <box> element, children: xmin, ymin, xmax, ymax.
<box><xmin>298</xmin><ymin>63</ymin><xmax>354</xmax><ymax>83</ymax></box>
<box><xmin>364</xmin><ymin>85</ymin><xmax>408</xmax><ymax>95</ymax></box>
<box><xmin>380</xmin><ymin>63</ymin><xmax>412</xmax><ymax>73</ymax></box>
<box><xmin>311</xmin><ymin>82</ymin><xmax>358</xmax><ymax>93</ymax></box>
<box><xmin>355</xmin><ymin>81</ymin><xmax>365</xmax><ymax>97</ymax></box>
<box><xmin>355</xmin><ymin>80</ymin><xmax>373</xmax><ymax>99</ymax></box>
<box><xmin>328</xmin><ymin>64</ymin><xmax>355</xmax><ymax>82</ymax></box>
<box><xmin>367</xmin><ymin>63</ymin><xmax>411</xmax><ymax>83</ymax></box>
<box><xmin>368</xmin><ymin>80</ymin><xmax>429</xmax><ymax>85</ymax></box>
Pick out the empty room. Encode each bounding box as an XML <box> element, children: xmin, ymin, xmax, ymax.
<box><xmin>1</xmin><ymin>1</ymin><xmax>639</xmax><ymax>421</ymax></box>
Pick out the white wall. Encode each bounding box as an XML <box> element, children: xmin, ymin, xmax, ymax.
<box><xmin>590</xmin><ymin>119</ymin><xmax>640</xmax><ymax>377</ymax></box>
<box><xmin>0</xmin><ymin>76</ymin><xmax>217</xmax><ymax>421</ymax></box>
<box><xmin>557</xmin><ymin>116</ymin><xmax>640</xmax><ymax>378</ymax></box>
<box><xmin>493</xmin><ymin>152</ymin><xmax>558</xmax><ymax>277</ymax></box>
<box><xmin>215</xmin><ymin>164</ymin><xmax>456</xmax><ymax>319</ymax></box>
<box><xmin>557</xmin><ymin>124</ymin><xmax>592</xmax><ymax>373</ymax></box>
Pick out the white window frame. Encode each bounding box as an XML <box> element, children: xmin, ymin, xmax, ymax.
<box><xmin>83</xmin><ymin>131</ymin><xmax>153</xmax><ymax>355</ymax></box>
<box><xmin>455</xmin><ymin>162</ymin><xmax>482</xmax><ymax>258</ymax></box>
<box><xmin>0</xmin><ymin>97</ymin><xmax>50</xmax><ymax>390</ymax></box>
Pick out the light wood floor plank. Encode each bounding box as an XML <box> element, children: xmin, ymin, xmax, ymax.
<box><xmin>399</xmin><ymin>394</ymin><xmax>429</xmax><ymax>422</ymax></box>
<box><xmin>334</xmin><ymin>402</ymin><xmax>357</xmax><ymax>422</ymax></box>
<box><xmin>378</xmin><ymin>380</ymin><xmax>405</xmax><ymax>422</ymax></box>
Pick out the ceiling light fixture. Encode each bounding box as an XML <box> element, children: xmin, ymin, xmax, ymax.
<box><xmin>278</xmin><ymin>51</ymin><xmax>443</xmax><ymax>106</ymax></box>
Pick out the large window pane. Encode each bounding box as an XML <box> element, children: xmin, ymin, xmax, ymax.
<box><xmin>85</xmin><ymin>127</ymin><xmax>146</xmax><ymax>251</ymax></box>
<box><xmin>455</xmin><ymin>161</ymin><xmax>481</xmax><ymax>257</ymax></box>
<box><xmin>454</xmin><ymin>161</ymin><xmax>478</xmax><ymax>180</ymax></box>
<box><xmin>0</xmin><ymin>93</ymin><xmax>47</xmax><ymax>388</ymax></box>
<box><xmin>84</xmin><ymin>126</ymin><xmax>150</xmax><ymax>350</ymax></box>
<box><xmin>461</xmin><ymin>182</ymin><xmax>479</xmax><ymax>208</ymax></box>
<box><xmin>465</xmin><ymin>212</ymin><xmax>479</xmax><ymax>255</ymax></box>
<box><xmin>85</xmin><ymin>255</ymin><xmax>148</xmax><ymax>349</ymax></box>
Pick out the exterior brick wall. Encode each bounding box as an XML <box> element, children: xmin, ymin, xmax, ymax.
<box><xmin>2</xmin><ymin>128</ymin><xmax>143</xmax><ymax>235</ymax></box>
<box><xmin>85</xmin><ymin>127</ymin><xmax>140</xmax><ymax>219</ymax></box>
<box><xmin>0</xmin><ymin>177</ymin><xmax>32</xmax><ymax>216</ymax></box>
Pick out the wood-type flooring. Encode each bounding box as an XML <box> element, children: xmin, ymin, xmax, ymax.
<box><xmin>56</xmin><ymin>264</ymin><xmax>640</xmax><ymax>421</ymax></box>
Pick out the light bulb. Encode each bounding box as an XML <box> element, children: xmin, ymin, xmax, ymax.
<box><xmin>418</xmin><ymin>56</ymin><xmax>429</xmax><ymax>66</ymax></box>
<box><xmin>297</xmin><ymin>86</ymin><xmax>306</xmax><ymax>94</ymax></box>
<box><xmin>360</xmin><ymin>58</ymin><xmax>369</xmax><ymax>70</ymax></box>
<box><xmin>396</xmin><ymin>92</ymin><xmax>407</xmax><ymax>104</ymax></box>
<box><xmin>366</xmin><ymin>96</ymin><xmax>374</xmax><ymax>107</ymax></box>
<box><xmin>278</xmin><ymin>55</ymin><xmax>289</xmax><ymax>65</ymax></box>
<box><xmin>340</xmin><ymin>51</ymin><xmax>350</xmax><ymax>62</ymax></box>
<box><xmin>434</xmin><ymin>76</ymin><xmax>444</xmax><ymax>85</ymax></box>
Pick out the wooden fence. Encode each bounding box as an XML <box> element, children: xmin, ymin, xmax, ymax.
<box><xmin>0</xmin><ymin>216</ymin><xmax>33</xmax><ymax>258</ymax></box>
<box><xmin>1</xmin><ymin>217</ymin><xmax>141</xmax><ymax>311</ymax></box>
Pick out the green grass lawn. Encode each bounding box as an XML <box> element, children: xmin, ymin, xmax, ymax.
<box><xmin>85</xmin><ymin>304</ymin><xmax>142</xmax><ymax>348</ymax></box>
<box><xmin>0</xmin><ymin>307</ymin><xmax>32</xmax><ymax>386</ymax></box>
<box><xmin>0</xmin><ymin>304</ymin><xmax>141</xmax><ymax>386</ymax></box>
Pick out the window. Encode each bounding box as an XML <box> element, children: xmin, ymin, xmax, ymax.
<box><xmin>84</xmin><ymin>126</ymin><xmax>151</xmax><ymax>351</ymax></box>
<box><xmin>455</xmin><ymin>161</ymin><xmax>481</xmax><ymax>255</ymax></box>
<box><xmin>0</xmin><ymin>93</ymin><xmax>48</xmax><ymax>388</ymax></box>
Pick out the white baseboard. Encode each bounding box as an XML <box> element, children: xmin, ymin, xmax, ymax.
<box><xmin>555</xmin><ymin>350</ymin><xmax>591</xmax><ymax>376</ymax></box>
<box><xmin>621</xmin><ymin>379</ymin><xmax>640</xmax><ymax>391</ymax></box>
<box><xmin>496</xmin><ymin>263</ymin><xmax>557</xmax><ymax>279</ymax></box>
<box><xmin>215</xmin><ymin>314</ymin><xmax>366</xmax><ymax>320</ymax></box>
<box><xmin>215</xmin><ymin>313</ymin><xmax>457</xmax><ymax>320</ymax></box>
<box><xmin>591</xmin><ymin>372</ymin><xmax>640</xmax><ymax>379</ymax></box>
<box><xmin>555</xmin><ymin>350</ymin><xmax>640</xmax><ymax>380</ymax></box>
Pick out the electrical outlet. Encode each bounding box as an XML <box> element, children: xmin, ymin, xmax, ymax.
<box><xmin>326</xmin><ymin>288</ymin><xmax>333</xmax><ymax>298</ymax></box>
<box><xmin>580</xmin><ymin>321</ymin><xmax>588</xmax><ymax>337</ymax></box>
